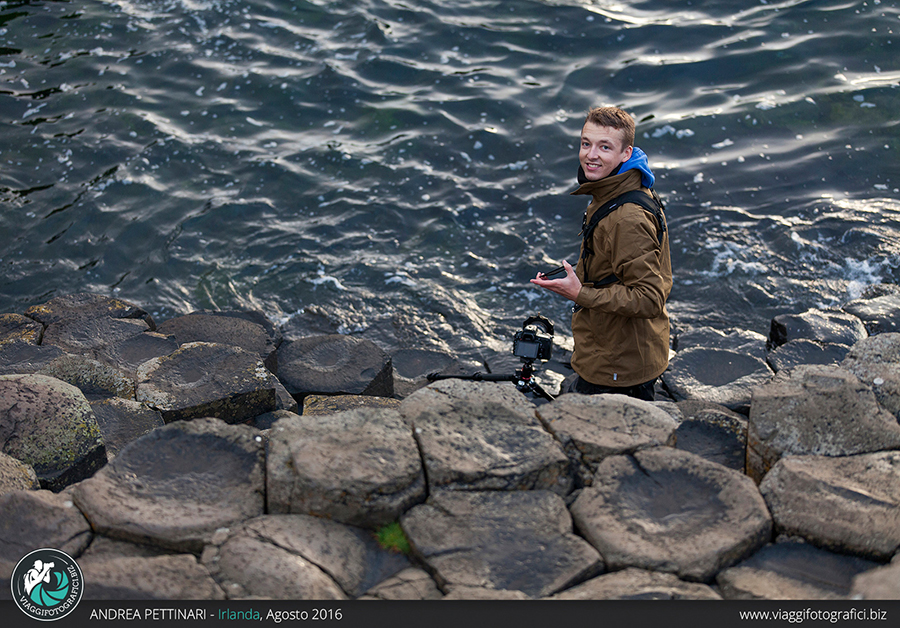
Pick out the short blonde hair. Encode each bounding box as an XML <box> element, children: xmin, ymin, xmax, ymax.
<box><xmin>584</xmin><ymin>107</ymin><xmax>635</xmax><ymax>149</ymax></box>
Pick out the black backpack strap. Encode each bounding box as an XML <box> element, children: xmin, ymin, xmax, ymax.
<box><xmin>580</xmin><ymin>189</ymin><xmax>666</xmax><ymax>289</ymax></box>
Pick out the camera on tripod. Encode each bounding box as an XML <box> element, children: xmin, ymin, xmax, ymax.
<box><xmin>427</xmin><ymin>314</ymin><xmax>557</xmax><ymax>401</ymax></box>
<box><xmin>512</xmin><ymin>315</ymin><xmax>554</xmax><ymax>362</ymax></box>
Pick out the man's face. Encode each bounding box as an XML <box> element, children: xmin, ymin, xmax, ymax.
<box><xmin>579</xmin><ymin>122</ymin><xmax>633</xmax><ymax>181</ymax></box>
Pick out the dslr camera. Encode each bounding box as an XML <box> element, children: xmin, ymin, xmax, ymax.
<box><xmin>512</xmin><ymin>315</ymin><xmax>554</xmax><ymax>362</ymax></box>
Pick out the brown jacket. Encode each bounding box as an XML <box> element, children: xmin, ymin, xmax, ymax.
<box><xmin>570</xmin><ymin>169</ymin><xmax>672</xmax><ymax>387</ymax></box>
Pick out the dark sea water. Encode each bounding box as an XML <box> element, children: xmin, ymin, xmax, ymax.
<box><xmin>2</xmin><ymin>0</ymin><xmax>899</xmax><ymax>366</ymax></box>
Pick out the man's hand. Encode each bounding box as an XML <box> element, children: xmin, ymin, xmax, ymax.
<box><xmin>530</xmin><ymin>259</ymin><xmax>582</xmax><ymax>302</ymax></box>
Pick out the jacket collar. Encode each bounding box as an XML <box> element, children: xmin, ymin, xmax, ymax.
<box><xmin>571</xmin><ymin>168</ymin><xmax>643</xmax><ymax>202</ymax></box>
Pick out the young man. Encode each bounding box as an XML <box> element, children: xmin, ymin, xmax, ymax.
<box><xmin>531</xmin><ymin>107</ymin><xmax>672</xmax><ymax>401</ymax></box>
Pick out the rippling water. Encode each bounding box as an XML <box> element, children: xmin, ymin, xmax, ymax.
<box><xmin>2</xmin><ymin>0</ymin><xmax>899</xmax><ymax>363</ymax></box>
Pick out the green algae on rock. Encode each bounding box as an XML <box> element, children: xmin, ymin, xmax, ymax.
<box><xmin>0</xmin><ymin>373</ymin><xmax>106</xmax><ymax>491</ymax></box>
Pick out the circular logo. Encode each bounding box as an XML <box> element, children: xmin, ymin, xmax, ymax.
<box><xmin>11</xmin><ymin>549</ymin><xmax>83</xmax><ymax>621</ymax></box>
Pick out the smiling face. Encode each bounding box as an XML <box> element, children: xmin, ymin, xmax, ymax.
<box><xmin>579</xmin><ymin>122</ymin><xmax>633</xmax><ymax>181</ymax></box>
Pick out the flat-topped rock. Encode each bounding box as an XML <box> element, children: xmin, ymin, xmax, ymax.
<box><xmin>277</xmin><ymin>334</ymin><xmax>393</xmax><ymax>398</ymax></box>
<box><xmin>443</xmin><ymin>586</ymin><xmax>530</xmax><ymax>600</ymax></box>
<box><xmin>79</xmin><ymin>536</ymin><xmax>174</xmax><ymax>561</ymax></box>
<box><xmin>81</xmin><ymin>555</ymin><xmax>225</xmax><ymax>600</ymax></box>
<box><xmin>25</xmin><ymin>293</ymin><xmax>155</xmax><ymax>330</ymax></box>
<box><xmin>766</xmin><ymin>339</ymin><xmax>852</xmax><ymax>374</ymax></box>
<box><xmin>136</xmin><ymin>342</ymin><xmax>278</xmax><ymax>424</ymax></box>
<box><xmin>267</xmin><ymin>408</ymin><xmax>425</xmax><ymax>527</ymax></box>
<box><xmin>851</xmin><ymin>558</ymin><xmax>900</xmax><ymax>600</ymax></box>
<box><xmin>550</xmin><ymin>567</ymin><xmax>722</xmax><ymax>600</ymax></box>
<box><xmin>157</xmin><ymin>311</ymin><xmax>279</xmax><ymax>373</ymax></box>
<box><xmin>359</xmin><ymin>567</ymin><xmax>443</xmax><ymax>600</ymax></box>
<box><xmin>0</xmin><ymin>340</ymin><xmax>67</xmax><ymax>376</ymax></box>
<box><xmin>0</xmin><ymin>452</ymin><xmax>39</xmax><ymax>496</ymax></box>
<box><xmin>759</xmin><ymin>452</ymin><xmax>900</xmax><ymax>561</ymax></box>
<box><xmin>0</xmin><ymin>373</ymin><xmax>106</xmax><ymax>491</ymax></box>
<box><xmin>302</xmin><ymin>394</ymin><xmax>401</xmax><ymax>416</ymax></box>
<box><xmin>843</xmin><ymin>292</ymin><xmax>900</xmax><ymax>335</ymax></box>
<box><xmin>88</xmin><ymin>397</ymin><xmax>165</xmax><ymax>459</ymax></box>
<box><xmin>674</xmin><ymin>400</ymin><xmax>747</xmax><ymax>472</ymax></box>
<box><xmin>399</xmin><ymin>380</ymin><xmax>571</xmax><ymax>494</ymax></box>
<box><xmin>0</xmin><ymin>313</ymin><xmax>43</xmax><ymax>344</ymax></box>
<box><xmin>42</xmin><ymin>316</ymin><xmax>151</xmax><ymax>356</ymax></box>
<box><xmin>536</xmin><ymin>393</ymin><xmax>677</xmax><ymax>486</ymax></box>
<box><xmin>716</xmin><ymin>542</ymin><xmax>879</xmax><ymax>600</ymax></box>
<box><xmin>676</xmin><ymin>326</ymin><xmax>768</xmax><ymax>359</ymax></box>
<box><xmin>571</xmin><ymin>447</ymin><xmax>772</xmax><ymax>582</ymax></box>
<box><xmin>401</xmin><ymin>490</ymin><xmax>603</xmax><ymax>598</ymax></box>
<box><xmin>0</xmin><ymin>490</ymin><xmax>92</xmax><ymax>591</ymax></box>
<box><xmin>391</xmin><ymin>348</ymin><xmax>456</xmax><ymax>398</ymax></box>
<box><xmin>201</xmin><ymin>525</ymin><xmax>346</xmax><ymax>600</ymax></box>
<box><xmin>747</xmin><ymin>365</ymin><xmax>900</xmax><ymax>482</ymax></box>
<box><xmin>93</xmin><ymin>331</ymin><xmax>179</xmax><ymax>378</ymax></box>
<box><xmin>72</xmin><ymin>419</ymin><xmax>265</xmax><ymax>553</ymax></box>
<box><xmin>38</xmin><ymin>353</ymin><xmax>136</xmax><ymax>400</ymax></box>
<box><xmin>841</xmin><ymin>333</ymin><xmax>900</xmax><ymax>418</ymax></box>
<box><xmin>768</xmin><ymin>309</ymin><xmax>867</xmax><ymax>350</ymax></box>
<box><xmin>662</xmin><ymin>347</ymin><xmax>773</xmax><ymax>412</ymax></box>
<box><xmin>202</xmin><ymin>515</ymin><xmax>408</xmax><ymax>599</ymax></box>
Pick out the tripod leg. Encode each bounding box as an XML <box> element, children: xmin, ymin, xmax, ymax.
<box><xmin>530</xmin><ymin>381</ymin><xmax>556</xmax><ymax>402</ymax></box>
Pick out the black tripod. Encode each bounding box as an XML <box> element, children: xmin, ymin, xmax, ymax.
<box><xmin>426</xmin><ymin>358</ymin><xmax>556</xmax><ymax>402</ymax></box>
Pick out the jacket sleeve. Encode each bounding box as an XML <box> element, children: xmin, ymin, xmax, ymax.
<box><xmin>574</xmin><ymin>206</ymin><xmax>668</xmax><ymax>319</ymax></box>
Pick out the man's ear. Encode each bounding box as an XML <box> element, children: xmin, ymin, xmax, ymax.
<box><xmin>621</xmin><ymin>145</ymin><xmax>633</xmax><ymax>163</ymax></box>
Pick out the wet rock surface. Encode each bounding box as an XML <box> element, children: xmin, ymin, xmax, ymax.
<box><xmin>399</xmin><ymin>380</ymin><xmax>571</xmax><ymax>494</ymax></box>
<box><xmin>390</xmin><ymin>348</ymin><xmax>456</xmax><ymax>398</ymax></box>
<box><xmin>0</xmin><ymin>373</ymin><xmax>106</xmax><ymax>491</ymax></box>
<box><xmin>277</xmin><ymin>334</ymin><xmax>393</xmax><ymax>398</ymax></box>
<box><xmin>662</xmin><ymin>347</ymin><xmax>773</xmax><ymax>412</ymax></box>
<box><xmin>402</xmin><ymin>490</ymin><xmax>603</xmax><ymax>598</ymax></box>
<box><xmin>843</xmin><ymin>290</ymin><xmax>900</xmax><ymax>335</ymax></box>
<box><xmin>759</xmin><ymin>452</ymin><xmax>900</xmax><ymax>560</ymax></box>
<box><xmin>675</xmin><ymin>326</ymin><xmax>768</xmax><ymax>359</ymax></box>
<box><xmin>267</xmin><ymin>408</ymin><xmax>425</xmax><ymax>527</ymax></box>
<box><xmin>841</xmin><ymin>332</ymin><xmax>900</xmax><ymax>418</ymax></box>
<box><xmin>766</xmin><ymin>339</ymin><xmax>851</xmax><ymax>374</ymax></box>
<box><xmin>571</xmin><ymin>447</ymin><xmax>771</xmax><ymax>582</ymax></box>
<box><xmin>673</xmin><ymin>400</ymin><xmax>747</xmax><ymax>471</ymax></box>
<box><xmin>24</xmin><ymin>293</ymin><xmax>155</xmax><ymax>330</ymax></box>
<box><xmin>72</xmin><ymin>419</ymin><xmax>265</xmax><ymax>553</ymax></box>
<box><xmin>768</xmin><ymin>308</ymin><xmax>867</xmax><ymax>350</ymax></box>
